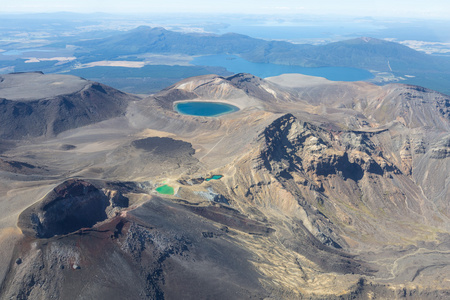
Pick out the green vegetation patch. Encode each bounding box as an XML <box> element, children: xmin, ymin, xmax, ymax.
<box><xmin>156</xmin><ymin>184</ymin><xmax>174</xmax><ymax>195</ymax></box>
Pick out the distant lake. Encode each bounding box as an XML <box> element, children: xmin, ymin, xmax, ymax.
<box><xmin>175</xmin><ymin>101</ymin><xmax>239</xmax><ymax>117</ymax></box>
<box><xmin>1</xmin><ymin>49</ymin><xmax>54</xmax><ymax>56</ymax></box>
<box><xmin>191</xmin><ymin>54</ymin><xmax>374</xmax><ymax>81</ymax></box>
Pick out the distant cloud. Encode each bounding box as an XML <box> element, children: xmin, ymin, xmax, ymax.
<box><xmin>273</xmin><ymin>6</ymin><xmax>305</xmax><ymax>11</ymax></box>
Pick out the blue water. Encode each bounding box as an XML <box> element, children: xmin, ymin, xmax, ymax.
<box><xmin>2</xmin><ymin>49</ymin><xmax>54</xmax><ymax>56</ymax></box>
<box><xmin>175</xmin><ymin>101</ymin><xmax>239</xmax><ymax>117</ymax></box>
<box><xmin>191</xmin><ymin>54</ymin><xmax>374</xmax><ymax>81</ymax></box>
<box><xmin>206</xmin><ymin>175</ymin><xmax>223</xmax><ymax>181</ymax></box>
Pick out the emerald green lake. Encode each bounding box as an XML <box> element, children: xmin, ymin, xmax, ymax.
<box><xmin>175</xmin><ymin>102</ymin><xmax>239</xmax><ymax>117</ymax></box>
<box><xmin>155</xmin><ymin>185</ymin><xmax>174</xmax><ymax>195</ymax></box>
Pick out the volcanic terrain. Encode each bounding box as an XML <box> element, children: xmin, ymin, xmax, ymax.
<box><xmin>0</xmin><ymin>72</ymin><xmax>449</xmax><ymax>299</ymax></box>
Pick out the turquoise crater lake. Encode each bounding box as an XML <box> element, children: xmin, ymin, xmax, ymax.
<box><xmin>175</xmin><ymin>101</ymin><xmax>239</xmax><ymax>117</ymax></box>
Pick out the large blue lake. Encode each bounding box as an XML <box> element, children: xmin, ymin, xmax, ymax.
<box><xmin>175</xmin><ymin>101</ymin><xmax>239</xmax><ymax>117</ymax></box>
<box><xmin>191</xmin><ymin>54</ymin><xmax>374</xmax><ymax>81</ymax></box>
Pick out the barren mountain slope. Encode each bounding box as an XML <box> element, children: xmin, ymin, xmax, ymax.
<box><xmin>0</xmin><ymin>72</ymin><xmax>139</xmax><ymax>139</ymax></box>
<box><xmin>1</xmin><ymin>73</ymin><xmax>450</xmax><ymax>299</ymax></box>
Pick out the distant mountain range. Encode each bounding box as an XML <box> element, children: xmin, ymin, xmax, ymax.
<box><xmin>68</xmin><ymin>26</ymin><xmax>450</xmax><ymax>95</ymax></box>
<box><xmin>2</xmin><ymin>25</ymin><xmax>450</xmax><ymax>94</ymax></box>
<box><xmin>75</xmin><ymin>26</ymin><xmax>450</xmax><ymax>73</ymax></box>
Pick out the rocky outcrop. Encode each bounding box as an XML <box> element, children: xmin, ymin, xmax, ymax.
<box><xmin>436</xmin><ymin>95</ymin><xmax>450</xmax><ymax>120</ymax></box>
<box><xmin>260</xmin><ymin>114</ymin><xmax>395</xmax><ymax>183</ymax></box>
<box><xmin>430</xmin><ymin>135</ymin><xmax>450</xmax><ymax>159</ymax></box>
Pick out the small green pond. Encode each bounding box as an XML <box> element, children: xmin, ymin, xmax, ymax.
<box><xmin>205</xmin><ymin>175</ymin><xmax>223</xmax><ymax>181</ymax></box>
<box><xmin>155</xmin><ymin>184</ymin><xmax>174</xmax><ymax>195</ymax></box>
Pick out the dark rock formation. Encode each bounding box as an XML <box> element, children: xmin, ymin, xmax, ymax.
<box><xmin>132</xmin><ymin>136</ymin><xmax>195</xmax><ymax>157</ymax></box>
<box><xmin>0</xmin><ymin>158</ymin><xmax>46</xmax><ymax>175</ymax></box>
<box><xmin>59</xmin><ymin>144</ymin><xmax>76</xmax><ymax>151</ymax></box>
<box><xmin>430</xmin><ymin>136</ymin><xmax>450</xmax><ymax>159</ymax></box>
<box><xmin>436</xmin><ymin>95</ymin><xmax>450</xmax><ymax>120</ymax></box>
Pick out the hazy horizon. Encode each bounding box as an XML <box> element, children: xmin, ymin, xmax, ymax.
<box><xmin>3</xmin><ymin>0</ymin><xmax>450</xmax><ymax>19</ymax></box>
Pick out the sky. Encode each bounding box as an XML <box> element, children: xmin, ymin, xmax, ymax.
<box><xmin>2</xmin><ymin>0</ymin><xmax>450</xmax><ymax>19</ymax></box>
